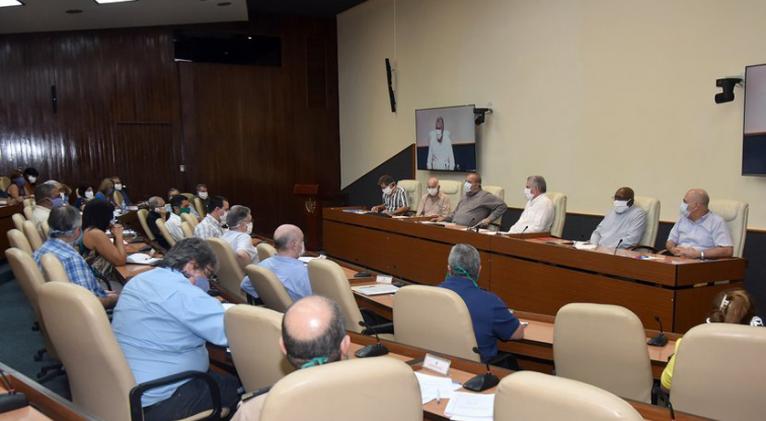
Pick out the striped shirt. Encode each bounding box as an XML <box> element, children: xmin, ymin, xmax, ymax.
<box><xmin>194</xmin><ymin>214</ymin><xmax>224</xmax><ymax>239</ymax></box>
<box><xmin>382</xmin><ymin>185</ymin><xmax>409</xmax><ymax>213</ymax></box>
<box><xmin>33</xmin><ymin>238</ymin><xmax>107</xmax><ymax>297</ymax></box>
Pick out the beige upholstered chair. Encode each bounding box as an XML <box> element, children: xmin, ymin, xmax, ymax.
<box><xmin>181</xmin><ymin>221</ymin><xmax>194</xmax><ymax>238</ymax></box>
<box><xmin>633</xmin><ymin>196</ymin><xmax>660</xmax><ymax>248</ymax></box>
<box><xmin>155</xmin><ymin>219</ymin><xmax>176</xmax><ymax>247</ymax></box>
<box><xmin>439</xmin><ymin>180</ymin><xmax>463</xmax><ymax>209</ymax></box>
<box><xmin>38</xmin><ymin>282</ymin><xmax>223</xmax><ymax>421</ymax></box>
<box><xmin>547</xmin><ymin>192</ymin><xmax>567</xmax><ymax>237</ymax></box>
<box><xmin>0</xmin><ymin>176</ymin><xmax>10</xmax><ymax>191</ymax></box>
<box><xmin>136</xmin><ymin>209</ymin><xmax>155</xmax><ymax>241</ymax></box>
<box><xmin>181</xmin><ymin>192</ymin><xmax>195</xmax><ymax>202</ymax></box>
<box><xmin>40</xmin><ymin>253</ymin><xmax>70</xmax><ymax>283</ymax></box>
<box><xmin>7</xmin><ymin>229</ymin><xmax>33</xmax><ymax>255</ymax></box>
<box><xmin>307</xmin><ymin>259</ymin><xmax>364</xmax><ymax>334</ymax></box>
<box><xmin>225</xmin><ymin>305</ymin><xmax>293</xmax><ymax>392</ymax></box>
<box><xmin>495</xmin><ymin>371</ymin><xmax>643</xmax><ymax>421</ymax></box>
<box><xmin>22</xmin><ymin>220</ymin><xmax>43</xmax><ymax>251</ymax></box>
<box><xmin>40</xmin><ymin>220</ymin><xmax>50</xmax><ymax>238</ymax></box>
<box><xmin>554</xmin><ymin>303</ymin><xmax>653</xmax><ymax>403</ymax></box>
<box><xmin>112</xmin><ymin>191</ymin><xmax>124</xmax><ymax>208</ymax></box>
<box><xmin>23</xmin><ymin>198</ymin><xmax>35</xmax><ymax>208</ymax></box>
<box><xmin>709</xmin><ymin>199</ymin><xmax>748</xmax><ymax>257</ymax></box>
<box><xmin>397</xmin><ymin>179</ymin><xmax>421</xmax><ymax>212</ymax></box>
<box><xmin>243</xmin><ymin>264</ymin><xmax>293</xmax><ymax>313</ymax></box>
<box><xmin>23</xmin><ymin>205</ymin><xmax>34</xmax><ymax>221</ymax></box>
<box><xmin>259</xmin><ymin>358</ymin><xmax>421</xmax><ymax>421</ymax></box>
<box><xmin>483</xmin><ymin>185</ymin><xmax>505</xmax><ymax>201</ymax></box>
<box><xmin>393</xmin><ymin>285</ymin><xmax>479</xmax><ymax>362</ymax></box>
<box><xmin>671</xmin><ymin>323</ymin><xmax>766</xmax><ymax>420</ymax></box>
<box><xmin>207</xmin><ymin>238</ymin><xmax>246</xmax><ymax>302</ymax></box>
<box><xmin>181</xmin><ymin>212</ymin><xmax>199</xmax><ymax>229</ymax></box>
<box><xmin>193</xmin><ymin>197</ymin><xmax>207</xmax><ymax>218</ymax></box>
<box><xmin>12</xmin><ymin>212</ymin><xmax>26</xmax><ymax>232</ymax></box>
<box><xmin>256</xmin><ymin>242</ymin><xmax>277</xmax><ymax>261</ymax></box>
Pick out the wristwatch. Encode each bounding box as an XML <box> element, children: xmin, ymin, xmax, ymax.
<box><xmin>700</xmin><ymin>250</ymin><xmax>705</xmax><ymax>260</ymax></box>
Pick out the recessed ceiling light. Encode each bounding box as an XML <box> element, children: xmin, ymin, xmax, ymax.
<box><xmin>93</xmin><ymin>0</ymin><xmax>137</xmax><ymax>4</ymax></box>
<box><xmin>0</xmin><ymin>0</ymin><xmax>24</xmax><ymax>8</ymax></box>
<box><xmin>65</xmin><ymin>9</ymin><xmax>83</xmax><ymax>14</ymax></box>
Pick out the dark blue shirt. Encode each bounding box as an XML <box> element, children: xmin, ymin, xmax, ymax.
<box><xmin>439</xmin><ymin>275</ymin><xmax>520</xmax><ymax>362</ymax></box>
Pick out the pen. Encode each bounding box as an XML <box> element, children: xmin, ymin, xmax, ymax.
<box><xmin>436</xmin><ymin>389</ymin><xmax>441</xmax><ymax>405</ymax></box>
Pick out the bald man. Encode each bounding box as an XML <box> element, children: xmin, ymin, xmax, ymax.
<box><xmin>240</xmin><ymin>224</ymin><xmax>312</xmax><ymax>302</ymax></box>
<box><xmin>437</xmin><ymin>173</ymin><xmax>507</xmax><ymax>227</ymax></box>
<box><xmin>666</xmin><ymin>189</ymin><xmax>733</xmax><ymax>259</ymax></box>
<box><xmin>231</xmin><ymin>296</ymin><xmax>350</xmax><ymax>421</ymax></box>
<box><xmin>416</xmin><ymin>177</ymin><xmax>451</xmax><ymax>217</ymax></box>
<box><xmin>589</xmin><ymin>187</ymin><xmax>647</xmax><ymax>248</ymax></box>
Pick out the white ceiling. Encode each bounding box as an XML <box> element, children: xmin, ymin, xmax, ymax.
<box><xmin>0</xmin><ymin>0</ymin><xmax>249</xmax><ymax>34</ymax></box>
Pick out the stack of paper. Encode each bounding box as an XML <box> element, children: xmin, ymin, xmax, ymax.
<box><xmin>415</xmin><ymin>372</ymin><xmax>462</xmax><ymax>404</ymax></box>
<box><xmin>443</xmin><ymin>392</ymin><xmax>494</xmax><ymax>421</ymax></box>
<box><xmin>126</xmin><ymin>253</ymin><xmax>161</xmax><ymax>265</ymax></box>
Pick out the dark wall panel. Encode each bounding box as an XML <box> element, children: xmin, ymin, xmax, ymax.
<box><xmin>341</xmin><ymin>145</ymin><xmax>415</xmax><ymax>208</ymax></box>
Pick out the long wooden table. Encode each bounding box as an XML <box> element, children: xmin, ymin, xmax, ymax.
<box><xmin>0</xmin><ymin>203</ymin><xmax>23</xmax><ymax>260</ymax></box>
<box><xmin>324</xmin><ymin>207</ymin><xmax>746</xmax><ymax>332</ymax></box>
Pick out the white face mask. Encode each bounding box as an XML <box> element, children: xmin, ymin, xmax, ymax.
<box><xmin>245</xmin><ymin>222</ymin><xmax>253</xmax><ymax>234</ymax></box>
<box><xmin>114</xmin><ymin>183</ymin><xmax>123</xmax><ymax>191</ymax></box>
<box><xmin>27</xmin><ymin>176</ymin><xmax>37</xmax><ymax>183</ymax></box>
<box><xmin>84</xmin><ymin>190</ymin><xmax>94</xmax><ymax>199</ymax></box>
<box><xmin>198</xmin><ymin>191</ymin><xmax>208</xmax><ymax>199</ymax></box>
<box><xmin>427</xmin><ymin>187</ymin><xmax>438</xmax><ymax>196</ymax></box>
<box><xmin>523</xmin><ymin>187</ymin><xmax>534</xmax><ymax>201</ymax></box>
<box><xmin>680</xmin><ymin>202</ymin><xmax>690</xmax><ymax>218</ymax></box>
<box><xmin>154</xmin><ymin>207</ymin><xmax>164</xmax><ymax>213</ymax></box>
<box><xmin>463</xmin><ymin>181</ymin><xmax>472</xmax><ymax>193</ymax></box>
<box><xmin>435</xmin><ymin>129</ymin><xmax>443</xmax><ymax>138</ymax></box>
<box><xmin>382</xmin><ymin>185</ymin><xmax>393</xmax><ymax>195</ymax></box>
<box><xmin>613</xmin><ymin>200</ymin><xmax>629</xmax><ymax>214</ymax></box>
<box><xmin>60</xmin><ymin>192</ymin><xmax>66</xmax><ymax>200</ymax></box>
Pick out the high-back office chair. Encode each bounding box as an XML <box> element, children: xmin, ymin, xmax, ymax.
<box><xmin>439</xmin><ymin>180</ymin><xmax>462</xmax><ymax>209</ymax></box>
<box><xmin>40</xmin><ymin>220</ymin><xmax>50</xmax><ymax>238</ymax></box>
<box><xmin>155</xmin><ymin>219</ymin><xmax>176</xmax><ymax>248</ymax></box>
<box><xmin>7</xmin><ymin>229</ymin><xmax>33</xmax><ymax>255</ymax></box>
<box><xmin>307</xmin><ymin>259</ymin><xmax>365</xmax><ymax>334</ymax></box>
<box><xmin>0</xmin><ymin>176</ymin><xmax>10</xmax><ymax>191</ymax></box>
<box><xmin>393</xmin><ymin>285</ymin><xmax>479</xmax><ymax>362</ymax></box>
<box><xmin>23</xmin><ymin>205</ymin><xmax>34</xmax><ymax>221</ymax></box>
<box><xmin>554</xmin><ymin>303</ymin><xmax>653</xmax><ymax>403</ymax></box>
<box><xmin>40</xmin><ymin>253</ymin><xmax>70</xmax><ymax>283</ymax></box>
<box><xmin>547</xmin><ymin>192</ymin><xmax>567</xmax><ymax>237</ymax></box>
<box><xmin>181</xmin><ymin>221</ymin><xmax>194</xmax><ymax>238</ymax></box>
<box><xmin>397</xmin><ymin>179</ymin><xmax>421</xmax><ymax>212</ymax></box>
<box><xmin>181</xmin><ymin>192</ymin><xmax>195</xmax><ymax>202</ymax></box>
<box><xmin>483</xmin><ymin>185</ymin><xmax>505</xmax><ymax>201</ymax></box>
<box><xmin>259</xmin><ymin>358</ymin><xmax>422</xmax><ymax>421</ymax></box>
<box><xmin>671</xmin><ymin>323</ymin><xmax>766</xmax><ymax>420</ymax></box>
<box><xmin>136</xmin><ymin>209</ymin><xmax>155</xmax><ymax>242</ymax></box>
<box><xmin>193</xmin><ymin>197</ymin><xmax>207</xmax><ymax>218</ymax></box>
<box><xmin>243</xmin><ymin>264</ymin><xmax>293</xmax><ymax>313</ymax></box>
<box><xmin>38</xmin><ymin>282</ymin><xmax>223</xmax><ymax>421</ymax></box>
<box><xmin>12</xmin><ymin>212</ymin><xmax>25</xmax><ymax>232</ymax></box>
<box><xmin>494</xmin><ymin>371</ymin><xmax>643</xmax><ymax>421</ymax></box>
<box><xmin>181</xmin><ymin>212</ymin><xmax>199</xmax><ymax>230</ymax></box>
<box><xmin>22</xmin><ymin>220</ymin><xmax>43</xmax><ymax>251</ymax></box>
<box><xmin>207</xmin><ymin>238</ymin><xmax>247</xmax><ymax>302</ymax></box>
<box><xmin>23</xmin><ymin>198</ymin><xmax>35</xmax><ymax>208</ymax></box>
<box><xmin>113</xmin><ymin>191</ymin><xmax>124</xmax><ymax>208</ymax></box>
<box><xmin>225</xmin><ymin>305</ymin><xmax>293</xmax><ymax>392</ymax></box>
<box><xmin>709</xmin><ymin>199</ymin><xmax>748</xmax><ymax>258</ymax></box>
<box><xmin>256</xmin><ymin>242</ymin><xmax>277</xmax><ymax>261</ymax></box>
<box><xmin>633</xmin><ymin>196</ymin><xmax>660</xmax><ymax>248</ymax></box>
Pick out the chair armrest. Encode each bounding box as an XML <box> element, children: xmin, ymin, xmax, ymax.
<box><xmin>362</xmin><ymin>322</ymin><xmax>394</xmax><ymax>336</ymax></box>
<box><xmin>129</xmin><ymin>371</ymin><xmax>221</xmax><ymax>421</ymax></box>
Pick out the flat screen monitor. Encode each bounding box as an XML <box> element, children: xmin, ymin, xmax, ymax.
<box><xmin>743</xmin><ymin>64</ymin><xmax>766</xmax><ymax>175</ymax></box>
<box><xmin>416</xmin><ymin>105</ymin><xmax>477</xmax><ymax>172</ymax></box>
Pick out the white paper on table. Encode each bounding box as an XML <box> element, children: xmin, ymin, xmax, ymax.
<box><xmin>444</xmin><ymin>392</ymin><xmax>494</xmax><ymax>419</ymax></box>
<box><xmin>298</xmin><ymin>256</ymin><xmax>318</xmax><ymax>263</ymax></box>
<box><xmin>415</xmin><ymin>372</ymin><xmax>461</xmax><ymax>404</ymax></box>
<box><xmin>449</xmin><ymin>416</ymin><xmax>493</xmax><ymax>421</ymax></box>
<box><xmin>126</xmin><ymin>253</ymin><xmax>161</xmax><ymax>265</ymax></box>
<box><xmin>573</xmin><ymin>241</ymin><xmax>597</xmax><ymax>250</ymax></box>
<box><xmin>221</xmin><ymin>303</ymin><xmax>236</xmax><ymax>311</ymax></box>
<box><xmin>351</xmin><ymin>284</ymin><xmax>399</xmax><ymax>296</ymax></box>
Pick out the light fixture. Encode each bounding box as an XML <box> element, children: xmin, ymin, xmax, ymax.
<box><xmin>93</xmin><ymin>0</ymin><xmax>137</xmax><ymax>4</ymax></box>
<box><xmin>0</xmin><ymin>0</ymin><xmax>24</xmax><ymax>8</ymax></box>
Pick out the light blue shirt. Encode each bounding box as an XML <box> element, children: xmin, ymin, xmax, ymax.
<box><xmin>111</xmin><ymin>267</ymin><xmax>227</xmax><ymax>407</ymax></box>
<box><xmin>668</xmin><ymin>211</ymin><xmax>733</xmax><ymax>251</ymax></box>
<box><xmin>590</xmin><ymin>206</ymin><xmax>647</xmax><ymax>248</ymax></box>
<box><xmin>240</xmin><ymin>255</ymin><xmax>312</xmax><ymax>302</ymax></box>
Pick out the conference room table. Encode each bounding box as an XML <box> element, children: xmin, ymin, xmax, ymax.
<box><xmin>323</xmin><ymin>207</ymin><xmax>746</xmax><ymax>333</ymax></box>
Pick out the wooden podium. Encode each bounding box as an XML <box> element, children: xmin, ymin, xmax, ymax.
<box><xmin>293</xmin><ymin>184</ymin><xmax>323</xmax><ymax>250</ymax></box>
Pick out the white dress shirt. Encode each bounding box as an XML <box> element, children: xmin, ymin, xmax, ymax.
<box><xmin>222</xmin><ymin>230</ymin><xmax>259</xmax><ymax>264</ymax></box>
<box><xmin>508</xmin><ymin>193</ymin><xmax>554</xmax><ymax>234</ymax></box>
<box><xmin>426</xmin><ymin>130</ymin><xmax>455</xmax><ymax>170</ymax></box>
<box><xmin>165</xmin><ymin>213</ymin><xmax>185</xmax><ymax>241</ymax></box>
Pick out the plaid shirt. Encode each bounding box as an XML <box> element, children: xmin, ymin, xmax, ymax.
<box><xmin>383</xmin><ymin>185</ymin><xmax>409</xmax><ymax>213</ymax></box>
<box><xmin>33</xmin><ymin>238</ymin><xmax>107</xmax><ymax>297</ymax></box>
<box><xmin>194</xmin><ymin>214</ymin><xmax>224</xmax><ymax>239</ymax></box>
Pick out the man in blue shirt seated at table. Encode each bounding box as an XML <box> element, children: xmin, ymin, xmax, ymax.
<box><xmin>666</xmin><ymin>188</ymin><xmax>733</xmax><ymax>259</ymax></box>
<box><xmin>241</xmin><ymin>224</ymin><xmax>312</xmax><ymax>303</ymax></box>
<box><xmin>111</xmin><ymin>238</ymin><xmax>240</xmax><ymax>420</ymax></box>
<box><xmin>438</xmin><ymin>243</ymin><xmax>525</xmax><ymax>368</ymax></box>
<box><xmin>589</xmin><ymin>187</ymin><xmax>647</xmax><ymax>249</ymax></box>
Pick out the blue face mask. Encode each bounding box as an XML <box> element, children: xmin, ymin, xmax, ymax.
<box><xmin>13</xmin><ymin>177</ymin><xmax>25</xmax><ymax>187</ymax></box>
<box><xmin>51</xmin><ymin>197</ymin><xmax>65</xmax><ymax>208</ymax></box>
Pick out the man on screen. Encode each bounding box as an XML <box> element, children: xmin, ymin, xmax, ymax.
<box><xmin>426</xmin><ymin>117</ymin><xmax>456</xmax><ymax>170</ymax></box>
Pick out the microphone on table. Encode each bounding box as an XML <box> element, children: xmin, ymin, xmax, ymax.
<box><xmin>354</xmin><ymin>321</ymin><xmax>389</xmax><ymax>358</ymax></box>
<box><xmin>462</xmin><ymin>347</ymin><xmax>500</xmax><ymax>392</ymax></box>
<box><xmin>647</xmin><ymin>315</ymin><xmax>668</xmax><ymax>347</ymax></box>
<box><xmin>464</xmin><ymin>217</ymin><xmax>477</xmax><ymax>231</ymax></box>
<box><xmin>613</xmin><ymin>238</ymin><xmax>624</xmax><ymax>255</ymax></box>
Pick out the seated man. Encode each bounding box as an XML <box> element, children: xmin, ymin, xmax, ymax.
<box><xmin>666</xmin><ymin>188</ymin><xmax>733</xmax><ymax>259</ymax></box>
<box><xmin>222</xmin><ymin>205</ymin><xmax>259</xmax><ymax>267</ymax></box>
<box><xmin>438</xmin><ymin>243</ymin><xmax>524</xmax><ymax>366</ymax></box>
<box><xmin>416</xmin><ymin>176</ymin><xmax>451</xmax><ymax>217</ymax></box>
<box><xmin>112</xmin><ymin>238</ymin><xmax>240</xmax><ymax>420</ymax></box>
<box><xmin>231</xmin><ymin>295</ymin><xmax>350</xmax><ymax>421</ymax></box>
<box><xmin>589</xmin><ymin>187</ymin><xmax>647</xmax><ymax>248</ymax></box>
<box><xmin>437</xmin><ymin>173</ymin><xmax>507</xmax><ymax>227</ymax></box>
<box><xmin>241</xmin><ymin>224</ymin><xmax>312</xmax><ymax>302</ymax></box>
<box><xmin>370</xmin><ymin>175</ymin><xmax>409</xmax><ymax>215</ymax></box>
<box><xmin>167</xmin><ymin>188</ymin><xmax>181</xmax><ymax>201</ymax></box>
<box><xmin>193</xmin><ymin>183</ymin><xmax>209</xmax><ymax>217</ymax></box>
<box><xmin>194</xmin><ymin>195</ymin><xmax>229</xmax><ymax>239</ymax></box>
<box><xmin>33</xmin><ymin>205</ymin><xmax>118</xmax><ymax>308</ymax></box>
<box><xmin>508</xmin><ymin>175</ymin><xmax>554</xmax><ymax>233</ymax></box>
<box><xmin>32</xmin><ymin>181</ymin><xmax>64</xmax><ymax>237</ymax></box>
<box><xmin>145</xmin><ymin>196</ymin><xmax>170</xmax><ymax>249</ymax></box>
<box><xmin>165</xmin><ymin>195</ymin><xmax>189</xmax><ymax>242</ymax></box>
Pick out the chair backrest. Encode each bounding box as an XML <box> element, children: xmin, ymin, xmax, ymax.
<box><xmin>23</xmin><ymin>198</ymin><xmax>35</xmax><ymax>208</ymax></box>
<box><xmin>547</xmin><ymin>192</ymin><xmax>567</xmax><ymax>237</ymax></box>
<box><xmin>181</xmin><ymin>192</ymin><xmax>195</xmax><ymax>201</ymax></box>
<box><xmin>7</xmin><ymin>229</ymin><xmax>33</xmax><ymax>255</ymax></box>
<box><xmin>393</xmin><ymin>285</ymin><xmax>479</xmax><ymax>362</ymax></box>
<box><xmin>181</xmin><ymin>221</ymin><xmax>194</xmax><ymax>238</ymax></box>
<box><xmin>207</xmin><ymin>238</ymin><xmax>246</xmax><ymax>302</ymax></box>
<box><xmin>256</xmin><ymin>242</ymin><xmax>278</xmax><ymax>261</ymax></box>
<box><xmin>397</xmin><ymin>179</ymin><xmax>421</xmax><ymax>211</ymax></box>
<box><xmin>12</xmin><ymin>212</ymin><xmax>25</xmax><ymax>231</ymax></box>
<box><xmin>244</xmin><ymin>264</ymin><xmax>293</xmax><ymax>313</ymax></box>
<box><xmin>38</xmin><ymin>282</ymin><xmax>135</xmax><ymax>421</ymax></box>
<box><xmin>439</xmin><ymin>180</ymin><xmax>462</xmax><ymax>207</ymax></box>
<box><xmin>181</xmin><ymin>212</ymin><xmax>199</xmax><ymax>229</ymax></box>
<box><xmin>671</xmin><ymin>323</ymin><xmax>766</xmax><ymax>420</ymax></box>
<box><xmin>708</xmin><ymin>199</ymin><xmax>748</xmax><ymax>258</ymax></box>
<box><xmin>633</xmin><ymin>196</ymin><xmax>660</xmax><ymax>247</ymax></box>
<box><xmin>224</xmin><ymin>305</ymin><xmax>293</xmax><ymax>392</ymax></box>
<box><xmin>136</xmin><ymin>209</ymin><xmax>155</xmax><ymax>241</ymax></box>
<box><xmin>40</xmin><ymin>220</ymin><xmax>50</xmax><ymax>238</ymax></box>
<box><xmin>307</xmin><ymin>259</ymin><xmax>364</xmax><ymax>333</ymax></box>
<box><xmin>554</xmin><ymin>303</ymin><xmax>653</xmax><ymax>403</ymax></box>
<box><xmin>155</xmin><ymin>219</ymin><xmax>176</xmax><ymax>247</ymax></box>
<box><xmin>22</xmin><ymin>220</ymin><xmax>43</xmax><ymax>251</ymax></box>
<box><xmin>193</xmin><ymin>197</ymin><xmax>207</xmax><ymax>218</ymax></box>
<box><xmin>483</xmin><ymin>185</ymin><xmax>505</xmax><ymax>201</ymax></box>
<box><xmin>40</xmin><ymin>253</ymin><xmax>70</xmax><ymax>283</ymax></box>
<box><xmin>260</xmin><ymin>358</ymin><xmax>421</xmax><ymax>421</ymax></box>
<box><xmin>0</xmin><ymin>176</ymin><xmax>10</xmax><ymax>191</ymax></box>
<box><xmin>495</xmin><ymin>371</ymin><xmax>643</xmax><ymax>421</ymax></box>
<box><xmin>113</xmin><ymin>191</ymin><xmax>124</xmax><ymax>207</ymax></box>
<box><xmin>23</xmin><ymin>205</ymin><xmax>34</xmax><ymax>220</ymax></box>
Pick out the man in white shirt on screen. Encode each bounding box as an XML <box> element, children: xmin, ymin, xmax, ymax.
<box><xmin>426</xmin><ymin>116</ymin><xmax>455</xmax><ymax>170</ymax></box>
<box><xmin>508</xmin><ymin>175</ymin><xmax>554</xmax><ymax>234</ymax></box>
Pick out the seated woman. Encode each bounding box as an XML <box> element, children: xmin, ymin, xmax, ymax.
<box><xmin>95</xmin><ymin>177</ymin><xmax>115</xmax><ymax>204</ymax></box>
<box><xmin>110</xmin><ymin>176</ymin><xmax>132</xmax><ymax>207</ymax></box>
<box><xmin>74</xmin><ymin>183</ymin><xmax>96</xmax><ymax>210</ymax></box>
<box><xmin>6</xmin><ymin>167</ymin><xmax>38</xmax><ymax>203</ymax></box>
<box><xmin>221</xmin><ymin>205</ymin><xmax>259</xmax><ymax>268</ymax></box>
<box><xmin>80</xmin><ymin>200</ymin><xmax>127</xmax><ymax>288</ymax></box>
<box><xmin>661</xmin><ymin>288</ymin><xmax>762</xmax><ymax>392</ymax></box>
